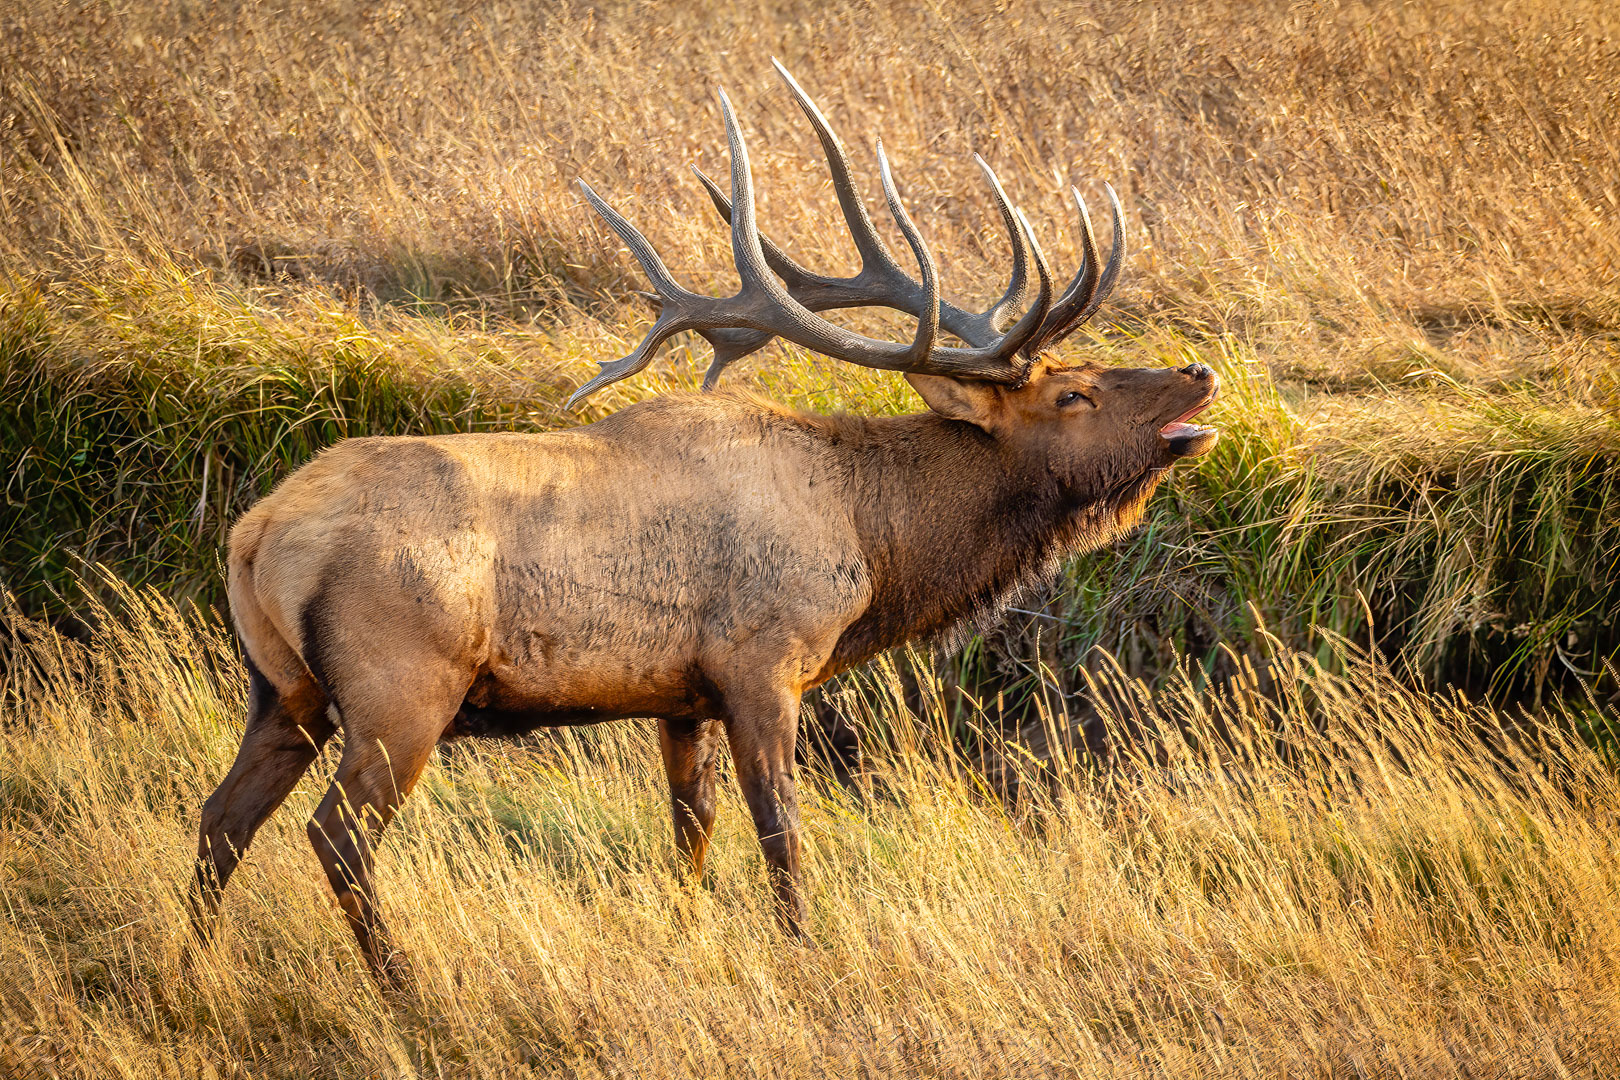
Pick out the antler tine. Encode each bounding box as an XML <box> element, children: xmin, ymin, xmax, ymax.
<box><xmin>701</xmin><ymin>327</ymin><xmax>771</xmax><ymax>391</ymax></box>
<box><xmin>1075</xmin><ymin>182</ymin><xmax>1127</xmax><ymax>325</ymax></box>
<box><xmin>874</xmin><ymin>138</ymin><xmax>940</xmax><ymax>362</ymax></box>
<box><xmin>717</xmin><ymin>85</ymin><xmax>939</xmax><ymax>367</ymax></box>
<box><xmin>1027</xmin><ymin>181</ymin><xmax>1126</xmax><ymax>354</ymax></box>
<box><xmin>988</xmin><ymin>204</ymin><xmax>1055</xmax><ymax>366</ymax></box>
<box><xmin>567</xmin><ymin>180</ymin><xmax>703</xmax><ymax>409</ymax></box>
<box><xmin>969</xmin><ymin>155</ymin><xmax>1032</xmax><ymax>337</ymax></box>
<box><xmin>692</xmin><ymin>164</ymin><xmax>836</xmax><ymax>299</ymax></box>
<box><xmin>1025</xmin><ymin>186</ymin><xmax>1099</xmax><ymax>354</ymax></box>
<box><xmin>771</xmin><ymin>58</ymin><xmax>902</xmax><ymax>285</ymax></box>
<box><xmin>578</xmin><ymin>179</ymin><xmax>694</xmax><ymax>303</ymax></box>
<box><xmin>716</xmin><ymin>87</ymin><xmax>768</xmax><ymax>291</ymax></box>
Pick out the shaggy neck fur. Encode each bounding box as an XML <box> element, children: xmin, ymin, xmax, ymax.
<box><xmin>818</xmin><ymin>410</ymin><xmax>1164</xmax><ymax>677</ymax></box>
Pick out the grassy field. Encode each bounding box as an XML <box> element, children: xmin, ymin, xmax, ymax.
<box><xmin>4</xmin><ymin>0</ymin><xmax>1620</xmax><ymax>1074</ymax></box>
<box><xmin>4</xmin><ymin>583</ymin><xmax>1620</xmax><ymax>1077</ymax></box>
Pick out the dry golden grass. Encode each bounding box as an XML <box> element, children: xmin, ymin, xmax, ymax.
<box><xmin>4</xmin><ymin>583</ymin><xmax>1620</xmax><ymax>1077</ymax></box>
<box><xmin>4</xmin><ymin>0</ymin><xmax>1618</xmax><ymax>400</ymax></box>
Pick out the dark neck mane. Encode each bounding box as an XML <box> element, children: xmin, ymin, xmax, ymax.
<box><xmin>819</xmin><ymin>411</ymin><xmax>1152</xmax><ymax>677</ymax></box>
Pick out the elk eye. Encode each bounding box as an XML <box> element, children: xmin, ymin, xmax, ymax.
<box><xmin>1056</xmin><ymin>390</ymin><xmax>1094</xmax><ymax>409</ymax></box>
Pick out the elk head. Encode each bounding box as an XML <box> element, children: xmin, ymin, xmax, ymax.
<box><xmin>906</xmin><ymin>358</ymin><xmax>1217</xmax><ymax>517</ymax></box>
<box><xmin>569</xmin><ymin>60</ymin><xmax>1219</xmax><ymax>501</ymax></box>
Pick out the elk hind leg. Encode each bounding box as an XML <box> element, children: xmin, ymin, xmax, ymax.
<box><xmin>191</xmin><ymin>657</ymin><xmax>333</xmax><ymax>936</ymax></box>
<box><xmin>305</xmin><ymin>671</ymin><xmax>460</xmax><ymax>986</ymax></box>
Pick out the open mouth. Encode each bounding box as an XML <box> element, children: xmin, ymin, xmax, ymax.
<box><xmin>1158</xmin><ymin>385</ymin><xmax>1220</xmax><ymax>456</ymax></box>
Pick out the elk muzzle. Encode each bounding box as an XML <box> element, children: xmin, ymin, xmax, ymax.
<box><xmin>1160</xmin><ymin>363</ymin><xmax>1220</xmax><ymax>457</ymax></box>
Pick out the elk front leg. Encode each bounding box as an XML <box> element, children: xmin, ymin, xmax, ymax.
<box><xmin>658</xmin><ymin>717</ymin><xmax>723</xmax><ymax>880</ymax></box>
<box><xmin>723</xmin><ymin>687</ymin><xmax>806</xmax><ymax>935</ymax></box>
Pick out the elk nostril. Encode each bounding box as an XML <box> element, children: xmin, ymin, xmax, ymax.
<box><xmin>1179</xmin><ymin>363</ymin><xmax>1213</xmax><ymax>379</ymax></box>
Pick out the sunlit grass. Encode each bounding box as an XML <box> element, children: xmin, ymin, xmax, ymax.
<box><xmin>3</xmin><ymin>582</ymin><xmax>1618</xmax><ymax>1076</ymax></box>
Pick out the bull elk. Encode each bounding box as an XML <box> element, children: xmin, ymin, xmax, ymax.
<box><xmin>189</xmin><ymin>63</ymin><xmax>1219</xmax><ymax>984</ymax></box>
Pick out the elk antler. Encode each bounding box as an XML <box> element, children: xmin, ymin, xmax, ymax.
<box><xmin>687</xmin><ymin>61</ymin><xmax>1126</xmax><ymax>388</ymax></box>
<box><xmin>569</xmin><ymin>63</ymin><xmax>1124</xmax><ymax>408</ymax></box>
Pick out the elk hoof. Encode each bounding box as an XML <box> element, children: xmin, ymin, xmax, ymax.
<box><xmin>370</xmin><ymin>950</ymin><xmax>416</xmax><ymax>995</ymax></box>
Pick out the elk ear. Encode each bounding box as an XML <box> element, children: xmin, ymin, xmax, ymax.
<box><xmin>905</xmin><ymin>373</ymin><xmax>1004</xmax><ymax>433</ymax></box>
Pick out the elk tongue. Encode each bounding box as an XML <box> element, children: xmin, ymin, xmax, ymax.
<box><xmin>1160</xmin><ymin>421</ymin><xmax>1218</xmax><ymax>457</ymax></box>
